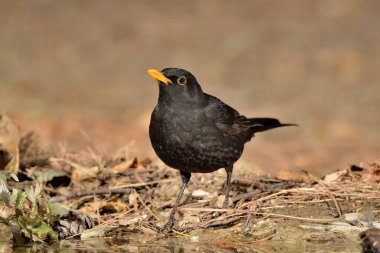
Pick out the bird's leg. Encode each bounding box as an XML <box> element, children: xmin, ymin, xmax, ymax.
<box><xmin>223</xmin><ymin>164</ymin><xmax>233</xmax><ymax>209</ymax></box>
<box><xmin>161</xmin><ymin>170</ymin><xmax>191</xmax><ymax>233</ymax></box>
<box><xmin>213</xmin><ymin>165</ymin><xmax>233</xmax><ymax>218</ymax></box>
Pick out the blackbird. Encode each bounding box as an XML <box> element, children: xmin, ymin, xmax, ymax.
<box><xmin>147</xmin><ymin>68</ymin><xmax>296</xmax><ymax>231</ymax></box>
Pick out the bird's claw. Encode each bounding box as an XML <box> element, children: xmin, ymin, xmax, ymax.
<box><xmin>159</xmin><ymin>220</ymin><xmax>174</xmax><ymax>235</ymax></box>
<box><xmin>212</xmin><ymin>203</ymin><xmax>229</xmax><ymax>218</ymax></box>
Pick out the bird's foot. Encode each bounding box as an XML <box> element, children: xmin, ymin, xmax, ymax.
<box><xmin>159</xmin><ymin>218</ymin><xmax>175</xmax><ymax>235</ymax></box>
<box><xmin>212</xmin><ymin>201</ymin><xmax>230</xmax><ymax>218</ymax></box>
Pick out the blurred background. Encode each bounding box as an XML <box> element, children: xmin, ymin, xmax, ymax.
<box><xmin>0</xmin><ymin>0</ymin><xmax>379</xmax><ymax>176</ymax></box>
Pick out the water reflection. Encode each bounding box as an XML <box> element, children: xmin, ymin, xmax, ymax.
<box><xmin>1</xmin><ymin>234</ymin><xmax>360</xmax><ymax>253</ymax></box>
<box><xmin>3</xmin><ymin>236</ymin><xmax>271</xmax><ymax>253</ymax></box>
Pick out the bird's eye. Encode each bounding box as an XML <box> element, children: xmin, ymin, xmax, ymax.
<box><xmin>177</xmin><ymin>76</ymin><xmax>187</xmax><ymax>85</ymax></box>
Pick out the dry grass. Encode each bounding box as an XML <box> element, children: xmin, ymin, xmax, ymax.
<box><xmin>7</xmin><ymin>132</ymin><xmax>378</xmax><ymax>240</ymax></box>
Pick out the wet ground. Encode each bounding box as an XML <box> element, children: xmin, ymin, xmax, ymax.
<box><xmin>0</xmin><ymin>219</ymin><xmax>373</xmax><ymax>252</ymax></box>
<box><xmin>0</xmin><ymin>234</ymin><xmax>362</xmax><ymax>253</ymax></box>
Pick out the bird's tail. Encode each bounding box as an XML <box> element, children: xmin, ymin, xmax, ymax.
<box><xmin>248</xmin><ymin>118</ymin><xmax>298</xmax><ymax>133</ymax></box>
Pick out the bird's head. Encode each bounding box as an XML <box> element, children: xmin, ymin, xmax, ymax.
<box><xmin>147</xmin><ymin>68</ymin><xmax>204</xmax><ymax>105</ymax></box>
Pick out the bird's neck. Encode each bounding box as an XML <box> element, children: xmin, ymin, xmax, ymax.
<box><xmin>158</xmin><ymin>92</ymin><xmax>206</xmax><ymax>109</ymax></box>
<box><xmin>158</xmin><ymin>85</ymin><xmax>206</xmax><ymax>109</ymax></box>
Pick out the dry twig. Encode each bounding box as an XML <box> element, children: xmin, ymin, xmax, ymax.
<box><xmin>50</xmin><ymin>188</ymin><xmax>131</xmax><ymax>203</ymax></box>
<box><xmin>303</xmin><ymin>170</ymin><xmax>342</xmax><ymax>217</ymax></box>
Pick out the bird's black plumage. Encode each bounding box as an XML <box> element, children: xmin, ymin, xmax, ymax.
<box><xmin>148</xmin><ymin>67</ymin><xmax>296</xmax><ymax>232</ymax></box>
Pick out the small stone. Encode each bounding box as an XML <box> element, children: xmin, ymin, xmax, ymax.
<box><xmin>358</xmin><ymin>211</ymin><xmax>375</xmax><ymax>227</ymax></box>
<box><xmin>328</xmin><ymin>222</ymin><xmax>362</xmax><ymax>232</ymax></box>
<box><xmin>299</xmin><ymin>224</ymin><xmax>326</xmax><ymax>232</ymax></box>
<box><xmin>344</xmin><ymin>213</ymin><xmax>359</xmax><ymax>225</ymax></box>
<box><xmin>191</xmin><ymin>189</ymin><xmax>210</xmax><ymax>199</ymax></box>
<box><xmin>190</xmin><ymin>236</ymin><xmax>199</xmax><ymax>242</ymax></box>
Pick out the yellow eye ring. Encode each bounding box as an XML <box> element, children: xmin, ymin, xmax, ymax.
<box><xmin>177</xmin><ymin>76</ymin><xmax>187</xmax><ymax>85</ymax></box>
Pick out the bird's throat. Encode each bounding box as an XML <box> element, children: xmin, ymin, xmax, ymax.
<box><xmin>158</xmin><ymin>84</ymin><xmax>205</xmax><ymax>108</ymax></box>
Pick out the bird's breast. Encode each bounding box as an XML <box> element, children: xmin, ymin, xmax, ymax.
<box><xmin>149</xmin><ymin>107</ymin><xmax>244</xmax><ymax>172</ymax></box>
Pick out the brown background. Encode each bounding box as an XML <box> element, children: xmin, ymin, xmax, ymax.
<box><xmin>1</xmin><ymin>0</ymin><xmax>379</xmax><ymax>175</ymax></box>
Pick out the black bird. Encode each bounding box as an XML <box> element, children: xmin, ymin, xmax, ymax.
<box><xmin>148</xmin><ymin>68</ymin><xmax>296</xmax><ymax>231</ymax></box>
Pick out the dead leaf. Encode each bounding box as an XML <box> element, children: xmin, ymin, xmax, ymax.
<box><xmin>4</xmin><ymin>153</ymin><xmax>19</xmax><ymax>175</ymax></box>
<box><xmin>129</xmin><ymin>191</ymin><xmax>138</xmax><ymax>211</ymax></box>
<box><xmin>215</xmin><ymin>242</ymin><xmax>235</xmax><ymax>249</ymax></box>
<box><xmin>71</xmin><ymin>166</ymin><xmax>100</xmax><ymax>183</ymax></box>
<box><xmin>109</xmin><ymin>157</ymin><xmax>138</xmax><ymax>174</ymax></box>
<box><xmin>79</xmin><ymin>197</ymin><xmax>129</xmax><ymax>215</ymax></box>
<box><xmin>0</xmin><ymin>114</ymin><xmax>20</xmax><ymax>173</ymax></box>
<box><xmin>80</xmin><ymin>226</ymin><xmax>108</xmax><ymax>239</ymax></box>
<box><xmin>26</xmin><ymin>168</ymin><xmax>68</xmax><ymax>184</ymax></box>
<box><xmin>323</xmin><ymin>169</ymin><xmax>348</xmax><ymax>184</ymax></box>
<box><xmin>276</xmin><ymin>171</ymin><xmax>306</xmax><ymax>180</ymax></box>
<box><xmin>139</xmin><ymin>225</ymin><xmax>158</xmax><ymax>236</ymax></box>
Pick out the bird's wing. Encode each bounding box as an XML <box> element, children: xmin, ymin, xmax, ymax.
<box><xmin>204</xmin><ymin>94</ymin><xmax>296</xmax><ymax>135</ymax></box>
<box><xmin>204</xmin><ymin>94</ymin><xmax>255</xmax><ymax>135</ymax></box>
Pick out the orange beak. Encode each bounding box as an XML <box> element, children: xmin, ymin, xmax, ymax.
<box><xmin>147</xmin><ymin>69</ymin><xmax>173</xmax><ymax>85</ymax></box>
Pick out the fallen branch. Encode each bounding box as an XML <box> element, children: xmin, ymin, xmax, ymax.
<box><xmin>232</xmin><ymin>189</ymin><xmax>262</xmax><ymax>203</ymax></box>
<box><xmin>206</xmin><ymin>216</ymin><xmax>244</xmax><ymax>228</ymax></box>
<box><xmin>110</xmin><ymin>178</ymin><xmax>176</xmax><ymax>189</ymax></box>
<box><xmin>240</xmin><ymin>187</ymin><xmax>318</xmax><ymax>209</ymax></box>
<box><xmin>53</xmin><ymin>178</ymin><xmax>177</xmax><ymax>202</ymax></box>
<box><xmin>254</xmin><ymin>212</ymin><xmax>339</xmax><ymax>223</ymax></box>
<box><xmin>250</xmin><ymin>229</ymin><xmax>277</xmax><ymax>242</ymax></box>
<box><xmin>179</xmin><ymin>207</ymin><xmax>340</xmax><ymax>223</ymax></box>
<box><xmin>50</xmin><ymin>188</ymin><xmax>131</xmax><ymax>203</ymax></box>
